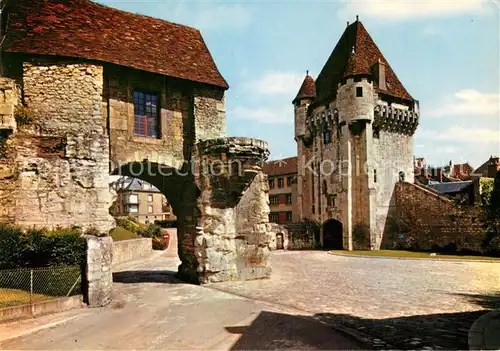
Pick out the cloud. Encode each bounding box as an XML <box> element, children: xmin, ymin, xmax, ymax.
<box><xmin>421</xmin><ymin>24</ymin><xmax>445</xmax><ymax>37</ymax></box>
<box><xmin>189</xmin><ymin>4</ymin><xmax>252</xmax><ymax>31</ymax></box>
<box><xmin>229</xmin><ymin>105</ymin><xmax>293</xmax><ymax>124</ymax></box>
<box><xmin>338</xmin><ymin>0</ymin><xmax>488</xmax><ymax>21</ymax></box>
<box><xmin>428</xmin><ymin>90</ymin><xmax>500</xmax><ymax>117</ymax></box>
<box><xmin>417</xmin><ymin>126</ymin><xmax>499</xmax><ymax>143</ymax></box>
<box><xmin>157</xmin><ymin>2</ymin><xmax>252</xmax><ymax>31</ymax></box>
<box><xmin>245</xmin><ymin>71</ymin><xmax>305</xmax><ymax>96</ymax></box>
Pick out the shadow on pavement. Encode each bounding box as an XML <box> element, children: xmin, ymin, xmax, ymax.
<box><xmin>449</xmin><ymin>292</ymin><xmax>500</xmax><ymax>309</ymax></box>
<box><xmin>113</xmin><ymin>270</ymin><xmax>183</xmax><ymax>284</ymax></box>
<box><xmin>315</xmin><ymin>310</ymin><xmax>490</xmax><ymax>350</ymax></box>
<box><xmin>226</xmin><ymin>311</ymin><xmax>366</xmax><ymax>350</ymax></box>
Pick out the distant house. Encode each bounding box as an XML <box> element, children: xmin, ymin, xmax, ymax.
<box><xmin>263</xmin><ymin>157</ymin><xmax>298</xmax><ymax>225</ymax></box>
<box><xmin>426</xmin><ymin>181</ymin><xmax>474</xmax><ymax>203</ymax></box>
<box><xmin>473</xmin><ymin>156</ymin><xmax>500</xmax><ymax>178</ymax></box>
<box><xmin>447</xmin><ymin>162</ymin><xmax>474</xmax><ymax>181</ymax></box>
<box><xmin>110</xmin><ymin>177</ymin><xmax>176</xmax><ymax>224</ymax></box>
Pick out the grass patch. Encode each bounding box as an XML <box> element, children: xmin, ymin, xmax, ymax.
<box><xmin>0</xmin><ymin>288</ymin><xmax>53</xmax><ymax>308</ymax></box>
<box><xmin>329</xmin><ymin>250</ymin><xmax>500</xmax><ymax>261</ymax></box>
<box><xmin>110</xmin><ymin>227</ymin><xmax>140</xmax><ymax>241</ymax></box>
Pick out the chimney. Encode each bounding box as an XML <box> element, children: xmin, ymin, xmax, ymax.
<box><xmin>487</xmin><ymin>158</ymin><xmax>500</xmax><ymax>178</ymax></box>
<box><xmin>374</xmin><ymin>59</ymin><xmax>386</xmax><ymax>91</ymax></box>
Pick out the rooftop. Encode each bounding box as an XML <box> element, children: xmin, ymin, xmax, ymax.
<box><xmin>315</xmin><ymin>19</ymin><xmax>413</xmax><ymax>103</ymax></box>
<box><xmin>427</xmin><ymin>181</ymin><xmax>473</xmax><ymax>194</ymax></box>
<box><xmin>293</xmin><ymin>73</ymin><xmax>316</xmax><ymax>104</ymax></box>
<box><xmin>1</xmin><ymin>0</ymin><xmax>228</xmax><ymax>89</ymax></box>
<box><xmin>263</xmin><ymin>157</ymin><xmax>298</xmax><ymax>176</ymax></box>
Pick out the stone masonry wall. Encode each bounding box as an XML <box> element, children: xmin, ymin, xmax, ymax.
<box><xmin>193</xmin><ymin>138</ymin><xmax>272</xmax><ymax>283</ymax></box>
<box><xmin>193</xmin><ymin>87</ymin><xmax>226</xmax><ymax>142</ymax></box>
<box><xmin>0</xmin><ymin>62</ymin><xmax>114</xmax><ymax>233</ymax></box>
<box><xmin>85</xmin><ymin>236</ymin><xmax>113</xmax><ymax>307</ymax></box>
<box><xmin>112</xmin><ymin>238</ymin><xmax>152</xmax><ymax>266</ymax></box>
<box><xmin>23</xmin><ymin>62</ymin><xmax>104</xmax><ymax>134</ymax></box>
<box><xmin>373</xmin><ymin>130</ymin><xmax>414</xmax><ymax>249</ymax></box>
<box><xmin>388</xmin><ymin>181</ymin><xmax>486</xmax><ymax>252</ymax></box>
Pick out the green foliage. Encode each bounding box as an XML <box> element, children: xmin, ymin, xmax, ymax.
<box><xmin>480</xmin><ymin>178</ymin><xmax>494</xmax><ymax>207</ymax></box>
<box><xmin>84</xmin><ymin>227</ymin><xmax>107</xmax><ymax>237</ymax></box>
<box><xmin>140</xmin><ymin>224</ymin><xmax>162</xmax><ymax>238</ymax></box>
<box><xmin>0</xmin><ymin>225</ymin><xmax>86</xmax><ymax>269</ymax></box>
<box><xmin>115</xmin><ymin>216</ymin><xmax>144</xmax><ymax>235</ymax></box>
<box><xmin>152</xmin><ymin>237</ymin><xmax>168</xmax><ymax>250</ymax></box>
<box><xmin>110</xmin><ymin>227</ymin><xmax>140</xmax><ymax>241</ymax></box>
<box><xmin>154</xmin><ymin>219</ymin><xmax>177</xmax><ymax>228</ymax></box>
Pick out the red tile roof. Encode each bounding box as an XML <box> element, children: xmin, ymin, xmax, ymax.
<box><xmin>293</xmin><ymin>74</ymin><xmax>316</xmax><ymax>104</ymax></box>
<box><xmin>449</xmin><ymin>163</ymin><xmax>474</xmax><ymax>181</ymax></box>
<box><xmin>263</xmin><ymin>157</ymin><xmax>298</xmax><ymax>176</ymax></box>
<box><xmin>1</xmin><ymin>0</ymin><xmax>228</xmax><ymax>89</ymax></box>
<box><xmin>315</xmin><ymin>20</ymin><xmax>413</xmax><ymax>102</ymax></box>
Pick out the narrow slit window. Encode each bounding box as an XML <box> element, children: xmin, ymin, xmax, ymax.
<box><xmin>356</xmin><ymin>87</ymin><xmax>363</xmax><ymax>97</ymax></box>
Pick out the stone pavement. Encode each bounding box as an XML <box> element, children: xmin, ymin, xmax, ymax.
<box><xmin>1</xmin><ymin>251</ymin><xmax>498</xmax><ymax>350</ymax></box>
<box><xmin>0</xmin><ymin>252</ymin><xmax>363</xmax><ymax>350</ymax></box>
<box><xmin>212</xmin><ymin>251</ymin><xmax>500</xmax><ymax>350</ymax></box>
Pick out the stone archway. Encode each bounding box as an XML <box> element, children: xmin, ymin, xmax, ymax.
<box><xmin>322</xmin><ymin>219</ymin><xmax>343</xmax><ymax>250</ymax></box>
<box><xmin>110</xmin><ymin>137</ymin><xmax>273</xmax><ymax>284</ymax></box>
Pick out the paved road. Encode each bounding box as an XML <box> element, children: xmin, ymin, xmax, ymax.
<box><xmin>1</xmin><ymin>251</ymin><xmax>499</xmax><ymax>350</ymax></box>
<box><xmin>213</xmin><ymin>251</ymin><xmax>500</xmax><ymax>349</ymax></box>
<box><xmin>0</xmin><ymin>252</ymin><xmax>363</xmax><ymax>350</ymax></box>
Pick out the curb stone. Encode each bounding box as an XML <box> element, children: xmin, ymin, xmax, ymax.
<box><xmin>328</xmin><ymin>252</ymin><xmax>500</xmax><ymax>264</ymax></box>
<box><xmin>469</xmin><ymin>309</ymin><xmax>500</xmax><ymax>350</ymax></box>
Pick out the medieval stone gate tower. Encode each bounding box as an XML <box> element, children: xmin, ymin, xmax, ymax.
<box><xmin>294</xmin><ymin>18</ymin><xmax>419</xmax><ymax>250</ymax></box>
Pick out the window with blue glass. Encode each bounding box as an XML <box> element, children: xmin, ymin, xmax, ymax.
<box><xmin>133</xmin><ymin>91</ymin><xmax>158</xmax><ymax>137</ymax></box>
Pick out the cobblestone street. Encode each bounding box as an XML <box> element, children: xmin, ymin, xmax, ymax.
<box><xmin>212</xmin><ymin>251</ymin><xmax>500</xmax><ymax>349</ymax></box>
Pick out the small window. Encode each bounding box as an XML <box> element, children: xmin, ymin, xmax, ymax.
<box><xmin>277</xmin><ymin>178</ymin><xmax>284</xmax><ymax>188</ymax></box>
<box><xmin>373</xmin><ymin>128</ymin><xmax>380</xmax><ymax>139</ymax></box>
<box><xmin>323</xmin><ymin>130</ymin><xmax>332</xmax><ymax>145</ymax></box>
<box><xmin>286</xmin><ymin>212</ymin><xmax>293</xmax><ymax>223</ymax></box>
<box><xmin>270</xmin><ymin>195</ymin><xmax>279</xmax><ymax>206</ymax></box>
<box><xmin>148</xmin><ymin>194</ymin><xmax>153</xmax><ymax>203</ymax></box>
<box><xmin>287</xmin><ymin>176</ymin><xmax>294</xmax><ymax>186</ymax></box>
<box><xmin>268</xmin><ymin>178</ymin><xmax>275</xmax><ymax>189</ymax></box>
<box><xmin>133</xmin><ymin>91</ymin><xmax>159</xmax><ymax>137</ymax></box>
<box><xmin>148</xmin><ymin>205</ymin><xmax>153</xmax><ymax>214</ymax></box>
<box><xmin>374</xmin><ymin>169</ymin><xmax>377</xmax><ymax>183</ymax></box>
<box><xmin>285</xmin><ymin>193</ymin><xmax>292</xmax><ymax>205</ymax></box>
<box><xmin>269</xmin><ymin>212</ymin><xmax>279</xmax><ymax>223</ymax></box>
<box><xmin>356</xmin><ymin>87</ymin><xmax>363</xmax><ymax>97</ymax></box>
<box><xmin>312</xmin><ymin>205</ymin><xmax>315</xmax><ymax>214</ymax></box>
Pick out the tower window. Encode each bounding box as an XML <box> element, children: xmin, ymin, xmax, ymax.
<box><xmin>373</xmin><ymin>127</ymin><xmax>380</xmax><ymax>138</ymax></box>
<box><xmin>374</xmin><ymin>169</ymin><xmax>377</xmax><ymax>183</ymax></box>
<box><xmin>323</xmin><ymin>130</ymin><xmax>332</xmax><ymax>145</ymax></box>
<box><xmin>356</xmin><ymin>87</ymin><xmax>363</xmax><ymax>97</ymax></box>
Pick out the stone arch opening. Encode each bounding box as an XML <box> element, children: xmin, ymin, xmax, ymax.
<box><xmin>110</xmin><ymin>161</ymin><xmax>200</xmax><ymax>282</ymax></box>
<box><xmin>322</xmin><ymin>219</ymin><xmax>343</xmax><ymax>250</ymax></box>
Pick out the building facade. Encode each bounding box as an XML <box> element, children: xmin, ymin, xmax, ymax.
<box><xmin>294</xmin><ymin>18</ymin><xmax>419</xmax><ymax>250</ymax></box>
<box><xmin>263</xmin><ymin>157</ymin><xmax>298</xmax><ymax>224</ymax></box>
<box><xmin>110</xmin><ymin>178</ymin><xmax>176</xmax><ymax>224</ymax></box>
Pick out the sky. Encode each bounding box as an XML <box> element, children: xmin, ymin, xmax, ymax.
<box><xmin>98</xmin><ymin>0</ymin><xmax>499</xmax><ymax>169</ymax></box>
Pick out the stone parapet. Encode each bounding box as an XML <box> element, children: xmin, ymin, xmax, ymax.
<box><xmin>181</xmin><ymin>137</ymin><xmax>272</xmax><ymax>283</ymax></box>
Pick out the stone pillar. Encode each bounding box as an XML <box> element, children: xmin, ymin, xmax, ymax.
<box><xmin>84</xmin><ymin>236</ymin><xmax>113</xmax><ymax>307</ymax></box>
<box><xmin>181</xmin><ymin>137</ymin><xmax>272</xmax><ymax>284</ymax></box>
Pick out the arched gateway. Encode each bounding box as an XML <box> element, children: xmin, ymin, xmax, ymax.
<box><xmin>0</xmin><ymin>0</ymin><xmax>274</xmax><ymax>290</ymax></box>
<box><xmin>322</xmin><ymin>219</ymin><xmax>344</xmax><ymax>250</ymax></box>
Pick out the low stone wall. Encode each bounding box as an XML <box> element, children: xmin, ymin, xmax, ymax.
<box><xmin>112</xmin><ymin>238</ymin><xmax>152</xmax><ymax>266</ymax></box>
<box><xmin>0</xmin><ymin>295</ymin><xmax>83</xmax><ymax>323</ymax></box>
<box><xmin>388</xmin><ymin>182</ymin><xmax>487</xmax><ymax>252</ymax></box>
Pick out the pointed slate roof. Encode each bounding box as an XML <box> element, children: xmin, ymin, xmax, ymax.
<box><xmin>293</xmin><ymin>74</ymin><xmax>317</xmax><ymax>104</ymax></box>
<box><xmin>315</xmin><ymin>20</ymin><xmax>413</xmax><ymax>102</ymax></box>
<box><xmin>1</xmin><ymin>0</ymin><xmax>228</xmax><ymax>89</ymax></box>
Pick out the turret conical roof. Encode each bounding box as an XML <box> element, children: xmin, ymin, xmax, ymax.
<box><xmin>293</xmin><ymin>74</ymin><xmax>317</xmax><ymax>104</ymax></box>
